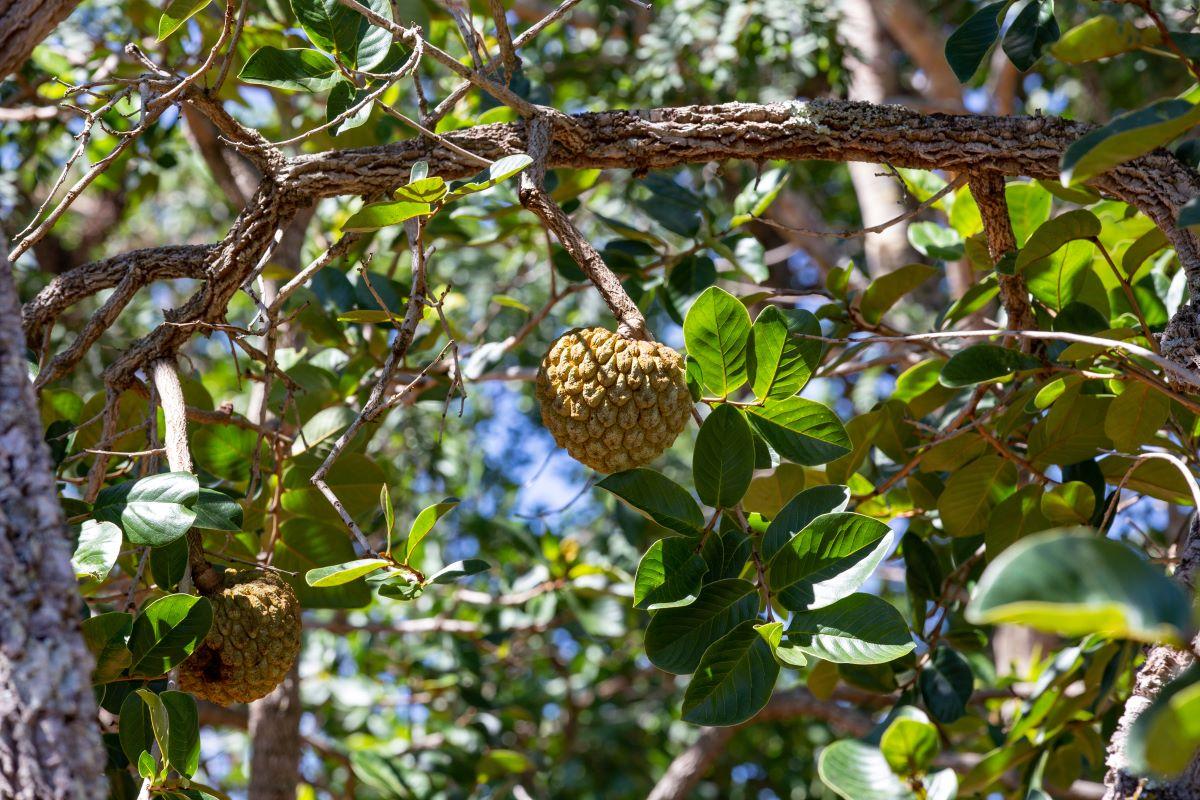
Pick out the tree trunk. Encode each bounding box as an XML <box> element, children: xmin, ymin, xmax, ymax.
<box><xmin>0</xmin><ymin>1</ymin><xmax>82</xmax><ymax>78</ymax></box>
<box><xmin>0</xmin><ymin>245</ymin><xmax>105</xmax><ymax>799</ymax></box>
<box><xmin>247</xmin><ymin>663</ymin><xmax>302</xmax><ymax>800</ymax></box>
<box><xmin>840</xmin><ymin>0</ymin><xmax>914</xmax><ymax>278</ymax></box>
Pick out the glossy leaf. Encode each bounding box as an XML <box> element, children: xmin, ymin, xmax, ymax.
<box><xmin>746</xmin><ymin>398</ymin><xmax>850</xmax><ymax>466</ymax></box>
<box><xmin>158</xmin><ymin>0</ymin><xmax>211</xmax><ymax>39</ymax></box>
<box><xmin>127</xmin><ymin>594</ymin><xmax>213</xmax><ymax>677</ymax></box>
<box><xmin>634</xmin><ymin>538</ymin><xmax>707</xmax><ymax>609</ymax></box>
<box><xmin>681</xmin><ymin>620</ymin><xmax>779</xmax><ymax>726</ymax></box>
<box><xmin>919</xmin><ymin>646</ymin><xmax>974</xmax><ymax>723</ymax></box>
<box><xmin>1061</xmin><ymin>99</ymin><xmax>1200</xmax><ymax>185</ymax></box>
<box><xmin>747</xmin><ymin>305</ymin><xmax>818</xmax><ymax>400</ymax></box>
<box><xmin>967</xmin><ymin>528</ymin><xmax>1190</xmax><ymax>642</ymax></box>
<box><xmin>939</xmin><ymin>345</ymin><xmax>1038</xmax><ymax>387</ymax></box>
<box><xmin>598</xmin><ymin>469</ymin><xmax>704</xmax><ymax>535</ymax></box>
<box><xmin>305</xmin><ymin>558</ymin><xmax>391</xmax><ymax>587</ymax></box>
<box><xmin>428</xmin><ymin>559</ymin><xmax>490</xmax><ymax>584</ymax></box>
<box><xmin>683</xmin><ymin>286</ymin><xmax>752</xmax><ymax>396</ymax></box>
<box><xmin>93</xmin><ymin>472</ymin><xmax>199</xmax><ymax>547</ymax></box>
<box><xmin>768</xmin><ymin>512</ymin><xmax>894</xmax><ymax>611</ymax></box>
<box><xmin>72</xmin><ymin>520</ymin><xmax>122</xmax><ymax>581</ymax></box>
<box><xmin>818</xmin><ymin>739</ymin><xmax>912</xmax><ymax>800</ymax></box>
<box><xmin>1015</xmin><ymin>210</ymin><xmax>1100</xmax><ymax>271</ymax></box>
<box><xmin>239</xmin><ymin>47</ymin><xmax>338</xmax><ymax>92</ymax></box>
<box><xmin>784</xmin><ymin>593</ymin><xmax>915</xmax><ymax>664</ymax></box>
<box><xmin>406</xmin><ymin>498</ymin><xmax>459</xmax><ymax>562</ymax></box>
<box><xmin>644</xmin><ymin>579</ymin><xmax>758</xmax><ymax>674</ymax></box>
<box><xmin>693</xmin><ymin>405</ymin><xmax>755</xmax><ymax>508</ymax></box>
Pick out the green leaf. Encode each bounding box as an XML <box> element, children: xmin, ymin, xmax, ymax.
<box><xmin>327</xmin><ymin>80</ymin><xmax>373</xmax><ymax>136</ymax></box>
<box><xmin>150</xmin><ymin>537</ymin><xmax>189</xmax><ymax>592</ymax></box>
<box><xmin>907</xmin><ymin>222</ymin><xmax>964</xmax><ymax>260</ymax></box>
<box><xmin>394</xmin><ymin>176</ymin><xmax>448</xmax><ymax>203</ymax></box>
<box><xmin>768</xmin><ymin>512</ymin><xmax>894</xmax><ymax>611</ymax></box>
<box><xmin>968</xmin><ymin>529</ymin><xmax>1191</xmax><ymax>642</ymax></box>
<box><xmin>693</xmin><ymin>405</ymin><xmax>755</xmax><ymax>508</ymax></box>
<box><xmin>1105</xmin><ymin>381</ymin><xmax>1169</xmax><ymax>452</ymax></box>
<box><xmin>406</xmin><ymin>497</ymin><xmax>459</xmax><ymax>562</ymax></box>
<box><xmin>1061</xmin><ymin>99</ymin><xmax>1200</xmax><ymax>186</ymax></box>
<box><xmin>1002</xmin><ymin>0</ymin><xmax>1059</xmax><ymax>71</ymax></box>
<box><xmin>818</xmin><ymin>739</ymin><xmax>912</xmax><ymax>800</ymax></box>
<box><xmin>731</xmin><ymin>167</ymin><xmax>789</xmax><ymax>226</ymax></box>
<box><xmin>747</xmin><ymin>305</ymin><xmax>819</xmax><ymax>400</ymax></box>
<box><xmin>742</xmin><ymin>463</ymin><xmax>808</xmax><ymax>518</ymax></box>
<box><xmin>1015</xmin><ymin>210</ymin><xmax>1100</xmax><ymax>271</ymax></box>
<box><xmin>919</xmin><ymin>646</ymin><xmax>974</xmax><ymax>723</ymax></box>
<box><xmin>762</xmin><ymin>484</ymin><xmax>851</xmax><ymax>562</ymax></box>
<box><xmin>291</xmin><ymin>0</ymin><xmax>393</xmax><ymax>70</ymax></box>
<box><xmin>159</xmin><ymin>691</ymin><xmax>200</xmax><ymax>777</ymax></box>
<box><xmin>192</xmin><ymin>488</ymin><xmax>243</xmax><ymax>532</ymax></box>
<box><xmin>128</xmin><ymin>594</ymin><xmax>213</xmax><ymax>677</ymax></box>
<box><xmin>634</xmin><ymin>538</ymin><xmax>708</xmax><ymax>609</ymax></box>
<box><xmin>192</xmin><ymin>424</ymin><xmax>266</xmax><ymax>484</ymax></box>
<box><xmin>446</xmin><ymin>154</ymin><xmax>533</xmax><ymax>199</ymax></box>
<box><xmin>1039</xmin><ymin>481</ymin><xmax>1095</xmax><ymax>526</ymax></box>
<box><xmin>746</xmin><ymin>398</ymin><xmax>851</xmax><ymax>465</ymax></box>
<box><xmin>158</xmin><ymin>0</ymin><xmax>212</xmax><ymax>39</ymax></box>
<box><xmin>343</xmin><ymin>199</ymin><xmax>431</xmax><ymax>233</ymax></box>
<box><xmin>937</xmin><ymin>455</ymin><xmax>1017</xmax><ymax>537</ymax></box>
<box><xmin>681</xmin><ymin>620</ymin><xmax>779</xmax><ymax>726</ymax></box>
<box><xmin>597</xmin><ymin>469</ymin><xmax>704</xmax><ymax>535</ymax></box>
<box><xmin>81</xmin><ymin>611</ymin><xmax>133</xmax><ymax>683</ymax></box>
<box><xmin>1051</xmin><ymin>16</ymin><xmax>1159</xmax><ymax>63</ymax></box>
<box><xmin>119</xmin><ymin>691</ymin><xmax>154</xmax><ymax>766</ymax></box>
<box><xmin>381</xmin><ymin>485</ymin><xmax>395</xmax><ymax>553</ymax></box>
<box><xmin>860</xmin><ymin>264</ymin><xmax>937</xmax><ymax>325</ymax></box>
<box><xmin>645</xmin><ymin>578</ymin><xmax>758</xmax><ymax>674</ymax></box>
<box><xmin>427</xmin><ymin>559</ymin><xmax>490</xmax><ymax>584</ymax></box>
<box><xmin>683</xmin><ymin>286</ymin><xmax>752</xmax><ymax>396</ymax></box>
<box><xmin>784</xmin><ymin>593</ymin><xmax>915</xmax><ymax>664</ymax></box>
<box><xmin>939</xmin><ymin>344</ymin><xmax>1039</xmax><ymax>387</ymax></box>
<box><xmin>306</xmin><ymin>558</ymin><xmax>391</xmax><ymax>587</ymax></box>
<box><xmin>880</xmin><ymin>709</ymin><xmax>940</xmax><ymax>775</ymax></box>
<box><xmin>1126</xmin><ymin>664</ymin><xmax>1200</xmax><ymax>777</ymax></box>
<box><xmin>239</xmin><ymin>47</ymin><xmax>339</xmax><ymax>92</ymax></box>
<box><xmin>274</xmin><ymin>518</ymin><xmax>373</xmax><ymax>608</ymax></box>
<box><xmin>72</xmin><ymin>519</ymin><xmax>122</xmax><ymax>581</ymax></box>
<box><xmin>93</xmin><ymin>472</ymin><xmax>199</xmax><ymax>547</ymax></box>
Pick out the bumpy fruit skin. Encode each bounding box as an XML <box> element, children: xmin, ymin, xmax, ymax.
<box><xmin>535</xmin><ymin>327</ymin><xmax>692</xmax><ymax>473</ymax></box>
<box><xmin>178</xmin><ymin>569</ymin><xmax>301</xmax><ymax>706</ymax></box>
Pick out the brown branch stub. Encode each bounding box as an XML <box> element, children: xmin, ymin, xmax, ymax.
<box><xmin>967</xmin><ymin>172</ymin><xmax>1036</xmax><ymax>333</ymax></box>
<box><xmin>518</xmin><ymin>115</ymin><xmax>648</xmax><ymax>339</ymax></box>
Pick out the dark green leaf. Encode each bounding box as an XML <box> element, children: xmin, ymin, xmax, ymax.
<box><xmin>239</xmin><ymin>47</ymin><xmax>339</xmax><ymax>92</ymax></box>
<box><xmin>919</xmin><ymin>646</ymin><xmax>974</xmax><ymax>723</ymax></box>
<box><xmin>784</xmin><ymin>593</ymin><xmax>915</xmax><ymax>664</ymax></box>
<box><xmin>128</xmin><ymin>594</ymin><xmax>213</xmax><ymax>677</ymax></box>
<box><xmin>939</xmin><ymin>344</ymin><xmax>1039</xmax><ymax>387</ymax></box>
<box><xmin>428</xmin><ymin>559</ymin><xmax>490</xmax><ymax>584</ymax></box>
<box><xmin>1002</xmin><ymin>0</ymin><xmax>1059</xmax><ymax>71</ymax></box>
<box><xmin>747</xmin><ymin>305</ymin><xmax>819</xmax><ymax>400</ymax></box>
<box><xmin>693</xmin><ymin>405</ymin><xmax>755</xmax><ymax>508</ymax></box>
<box><xmin>746</xmin><ymin>398</ymin><xmax>851</xmax><ymax>465</ymax></box>
<box><xmin>1061</xmin><ymin>99</ymin><xmax>1200</xmax><ymax>185</ymax></box>
<box><xmin>681</xmin><ymin>620</ymin><xmax>779</xmax><ymax>726</ymax></box>
<box><xmin>598</xmin><ymin>469</ymin><xmax>704</xmax><ymax>535</ymax></box>
<box><xmin>644</xmin><ymin>579</ymin><xmax>758</xmax><ymax>674</ymax></box>
<box><xmin>93</xmin><ymin>472</ymin><xmax>199</xmax><ymax>547</ymax></box>
<box><xmin>683</xmin><ymin>287</ymin><xmax>752</xmax><ymax>397</ymax></box>
<box><xmin>768</xmin><ymin>512</ymin><xmax>894</xmax><ymax>611</ymax></box>
<box><xmin>762</xmin><ymin>484</ymin><xmax>851</xmax><ymax>562</ymax></box>
<box><xmin>634</xmin><ymin>538</ymin><xmax>708</xmax><ymax>609</ymax></box>
<box><xmin>192</xmin><ymin>488</ymin><xmax>243</xmax><ymax>532</ymax></box>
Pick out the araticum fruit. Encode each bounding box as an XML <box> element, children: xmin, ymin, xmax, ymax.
<box><xmin>178</xmin><ymin>569</ymin><xmax>301</xmax><ymax>706</ymax></box>
<box><xmin>536</xmin><ymin>327</ymin><xmax>692</xmax><ymax>473</ymax></box>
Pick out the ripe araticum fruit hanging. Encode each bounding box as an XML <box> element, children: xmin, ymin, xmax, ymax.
<box><xmin>535</xmin><ymin>327</ymin><xmax>693</xmax><ymax>473</ymax></box>
<box><xmin>178</xmin><ymin>569</ymin><xmax>302</xmax><ymax>706</ymax></box>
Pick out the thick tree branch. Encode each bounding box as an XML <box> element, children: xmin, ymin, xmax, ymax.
<box><xmin>0</xmin><ymin>0</ymin><xmax>81</xmax><ymax>78</ymax></box>
<box><xmin>968</xmin><ymin>172</ymin><xmax>1037</xmax><ymax>332</ymax></box>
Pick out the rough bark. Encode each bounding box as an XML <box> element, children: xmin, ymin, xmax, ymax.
<box><xmin>0</xmin><ymin>0</ymin><xmax>82</xmax><ymax>79</ymax></box>
<box><xmin>968</xmin><ymin>172</ymin><xmax>1037</xmax><ymax>331</ymax></box>
<box><xmin>0</xmin><ymin>243</ymin><xmax>105</xmax><ymax>798</ymax></box>
<box><xmin>248</xmin><ymin>663</ymin><xmax>302</xmax><ymax>800</ymax></box>
<box><xmin>1104</xmin><ymin>515</ymin><xmax>1200</xmax><ymax>799</ymax></box>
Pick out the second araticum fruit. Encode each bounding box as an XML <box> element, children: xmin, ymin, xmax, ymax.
<box><xmin>536</xmin><ymin>327</ymin><xmax>692</xmax><ymax>473</ymax></box>
<box><xmin>178</xmin><ymin>569</ymin><xmax>302</xmax><ymax>706</ymax></box>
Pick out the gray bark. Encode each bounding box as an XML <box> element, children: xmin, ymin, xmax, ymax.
<box><xmin>0</xmin><ymin>1</ymin><xmax>82</xmax><ymax>79</ymax></box>
<box><xmin>0</xmin><ymin>245</ymin><xmax>105</xmax><ymax>798</ymax></box>
<box><xmin>248</xmin><ymin>663</ymin><xmax>302</xmax><ymax>800</ymax></box>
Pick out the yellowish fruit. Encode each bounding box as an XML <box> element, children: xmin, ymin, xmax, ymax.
<box><xmin>178</xmin><ymin>569</ymin><xmax>301</xmax><ymax>706</ymax></box>
<box><xmin>535</xmin><ymin>327</ymin><xmax>692</xmax><ymax>473</ymax></box>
